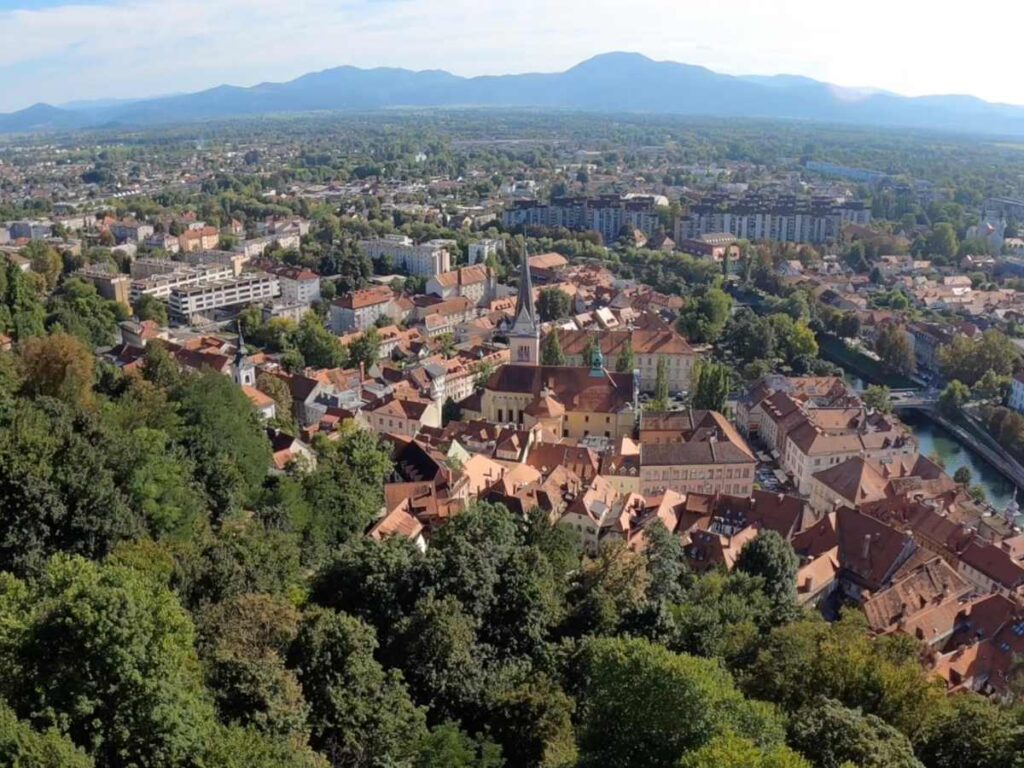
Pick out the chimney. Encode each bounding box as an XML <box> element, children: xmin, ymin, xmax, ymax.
<box><xmin>862</xmin><ymin>533</ymin><xmax>872</xmax><ymax>560</ymax></box>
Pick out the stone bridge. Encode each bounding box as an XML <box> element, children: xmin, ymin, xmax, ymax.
<box><xmin>888</xmin><ymin>388</ymin><xmax>938</xmax><ymax>411</ymax></box>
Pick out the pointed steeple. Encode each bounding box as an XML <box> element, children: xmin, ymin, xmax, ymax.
<box><xmin>509</xmin><ymin>238</ymin><xmax>540</xmax><ymax>365</ymax></box>
<box><xmin>234</xmin><ymin>320</ymin><xmax>246</xmax><ymax>367</ymax></box>
<box><xmin>234</xmin><ymin>319</ymin><xmax>255</xmax><ymax>386</ymax></box>
<box><xmin>513</xmin><ymin>240</ymin><xmax>537</xmax><ymax>331</ymax></box>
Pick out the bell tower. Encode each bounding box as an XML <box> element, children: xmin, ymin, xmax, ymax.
<box><xmin>233</xmin><ymin>322</ymin><xmax>256</xmax><ymax>387</ymax></box>
<box><xmin>509</xmin><ymin>244</ymin><xmax>540</xmax><ymax>365</ymax></box>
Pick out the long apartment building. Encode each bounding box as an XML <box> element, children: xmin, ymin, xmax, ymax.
<box><xmin>167</xmin><ymin>272</ymin><xmax>279</xmax><ymax>323</ymax></box>
<box><xmin>358</xmin><ymin>234</ymin><xmax>452</xmax><ymax>277</ymax></box>
<box><xmin>129</xmin><ymin>259</ymin><xmax>235</xmax><ymax>303</ymax></box>
<box><xmin>502</xmin><ymin>194</ymin><xmax>665</xmax><ymax>244</ymax></box>
<box><xmin>676</xmin><ymin>193</ymin><xmax>871</xmax><ymax>245</ymax></box>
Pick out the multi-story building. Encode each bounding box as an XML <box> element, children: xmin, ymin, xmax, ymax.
<box><xmin>167</xmin><ymin>272</ymin><xmax>280</xmax><ymax>323</ymax></box>
<box><xmin>8</xmin><ymin>220</ymin><xmax>53</xmax><ymax>240</ymax></box>
<box><xmin>329</xmin><ymin>286</ymin><xmax>397</xmax><ymax>332</ymax></box>
<box><xmin>143</xmin><ymin>232</ymin><xmax>181</xmax><ymax>254</ymax></box>
<box><xmin>501</xmin><ymin>194</ymin><xmax>666</xmax><ymax>244</ymax></box>
<box><xmin>468</xmin><ymin>238</ymin><xmax>502</xmax><ymax>264</ymax></box>
<box><xmin>110</xmin><ymin>219</ymin><xmax>154</xmax><ymax>244</ymax></box>
<box><xmin>676</xmin><ymin>193</ymin><xmax>870</xmax><ymax>245</ymax></box>
<box><xmin>637</xmin><ymin>411</ymin><xmax>757</xmax><ymax>498</ymax></box>
<box><xmin>130</xmin><ymin>257</ymin><xmax>184</xmax><ymax>280</ymax></box>
<box><xmin>555</xmin><ymin>328</ymin><xmax>699</xmax><ymax>393</ymax></box>
<box><xmin>677</xmin><ymin>233</ymin><xmax>740</xmax><ymax>262</ymax></box>
<box><xmin>178</xmin><ymin>226</ymin><xmax>221</xmax><ymax>253</ymax></box>
<box><xmin>358</xmin><ymin>234</ymin><xmax>452</xmax><ymax>277</ymax></box>
<box><xmin>465</xmin><ymin>364</ymin><xmax>637</xmax><ymax>441</ymax></box>
<box><xmin>177</xmin><ymin>249</ymin><xmax>249</xmax><ymax>277</ymax></box>
<box><xmin>902</xmin><ymin>321</ymin><xmax>958</xmax><ymax>376</ymax></box>
<box><xmin>265</xmin><ymin>265</ymin><xmax>321</xmax><ymax>305</ymax></box>
<box><xmin>234</xmin><ymin>233</ymin><xmax>302</xmax><ymax>259</ymax></box>
<box><xmin>363</xmin><ymin>395</ymin><xmax>442</xmax><ymax>438</ymax></box>
<box><xmin>129</xmin><ymin>262</ymin><xmax>235</xmax><ymax>303</ymax></box>
<box><xmin>806</xmin><ymin>453</ymin><xmax>954</xmax><ymax>515</ymax></box>
<box><xmin>75</xmin><ymin>265</ymin><xmax>132</xmax><ymax>307</ymax></box>
<box><xmin>425</xmin><ymin>265</ymin><xmax>496</xmax><ymax>306</ymax></box>
<box><xmin>1010</xmin><ymin>372</ymin><xmax>1024</xmax><ymax>414</ymax></box>
<box><xmin>781</xmin><ymin>409</ymin><xmax>916</xmax><ymax>492</ymax></box>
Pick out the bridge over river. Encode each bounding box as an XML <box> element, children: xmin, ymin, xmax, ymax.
<box><xmin>888</xmin><ymin>388</ymin><xmax>939</xmax><ymax>410</ymax></box>
<box><xmin>885</xmin><ymin>392</ymin><xmax>1024</xmax><ymax>500</ymax></box>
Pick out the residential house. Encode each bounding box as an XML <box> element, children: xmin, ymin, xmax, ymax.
<box><xmin>638</xmin><ymin>411</ymin><xmax>756</xmax><ymax>497</ymax></box>
<box><xmin>329</xmin><ymin>286</ymin><xmax>397</xmax><ymax>332</ymax></box>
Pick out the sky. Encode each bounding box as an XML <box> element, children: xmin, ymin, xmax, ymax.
<box><xmin>1</xmin><ymin>0</ymin><xmax>1023</xmax><ymax>113</ymax></box>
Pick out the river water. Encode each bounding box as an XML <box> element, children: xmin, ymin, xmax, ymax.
<box><xmin>899</xmin><ymin>410</ymin><xmax>1016</xmax><ymax>509</ymax></box>
<box><xmin>846</xmin><ymin>376</ymin><xmax>1016</xmax><ymax>509</ymax></box>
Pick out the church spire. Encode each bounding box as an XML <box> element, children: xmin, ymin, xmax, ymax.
<box><xmin>234</xmin><ymin>319</ymin><xmax>255</xmax><ymax>386</ymax></box>
<box><xmin>234</xmin><ymin>319</ymin><xmax>246</xmax><ymax>367</ymax></box>
<box><xmin>509</xmin><ymin>237</ymin><xmax>540</xmax><ymax>365</ymax></box>
<box><xmin>513</xmin><ymin>239</ymin><xmax>537</xmax><ymax>329</ymax></box>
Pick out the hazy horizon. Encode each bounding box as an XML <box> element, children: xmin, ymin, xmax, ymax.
<box><xmin>0</xmin><ymin>0</ymin><xmax>1018</xmax><ymax>113</ymax></box>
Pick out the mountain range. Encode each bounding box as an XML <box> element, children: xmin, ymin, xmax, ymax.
<box><xmin>3</xmin><ymin>52</ymin><xmax>1024</xmax><ymax>136</ymax></box>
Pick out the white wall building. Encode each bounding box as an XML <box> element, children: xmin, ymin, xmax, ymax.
<box><xmin>266</xmin><ymin>265</ymin><xmax>321</xmax><ymax>305</ymax></box>
<box><xmin>129</xmin><ymin>262</ymin><xmax>235</xmax><ymax>302</ymax></box>
<box><xmin>1010</xmin><ymin>372</ymin><xmax>1024</xmax><ymax>414</ymax></box>
<box><xmin>328</xmin><ymin>286</ymin><xmax>397</xmax><ymax>333</ymax></box>
<box><xmin>168</xmin><ymin>272</ymin><xmax>279</xmax><ymax>322</ymax></box>
<box><xmin>358</xmin><ymin>234</ymin><xmax>452</xmax><ymax>277</ymax></box>
<box><xmin>468</xmin><ymin>238</ymin><xmax>502</xmax><ymax>264</ymax></box>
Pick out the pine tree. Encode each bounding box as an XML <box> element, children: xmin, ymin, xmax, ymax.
<box><xmin>651</xmin><ymin>356</ymin><xmax>670</xmax><ymax>411</ymax></box>
<box><xmin>582</xmin><ymin>335</ymin><xmax>600</xmax><ymax>368</ymax></box>
<box><xmin>541</xmin><ymin>332</ymin><xmax>566</xmax><ymax>366</ymax></box>
<box><xmin>615</xmin><ymin>338</ymin><xmax>635</xmax><ymax>373</ymax></box>
<box><xmin>692</xmin><ymin>361</ymin><xmax>731</xmax><ymax>412</ymax></box>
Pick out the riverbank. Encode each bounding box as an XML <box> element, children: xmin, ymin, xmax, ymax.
<box><xmin>900</xmin><ymin>410</ymin><xmax>1017</xmax><ymax>508</ymax></box>
<box><xmin>817</xmin><ymin>333</ymin><xmax>919</xmax><ymax>389</ymax></box>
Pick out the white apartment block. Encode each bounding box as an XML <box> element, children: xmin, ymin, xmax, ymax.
<box><xmin>329</xmin><ymin>286</ymin><xmax>396</xmax><ymax>333</ymax></box>
<box><xmin>234</xmin><ymin>233</ymin><xmax>302</xmax><ymax>260</ymax></box>
<box><xmin>1010</xmin><ymin>373</ymin><xmax>1024</xmax><ymax>414</ymax></box>
<box><xmin>129</xmin><ymin>262</ymin><xmax>235</xmax><ymax>303</ymax></box>
<box><xmin>358</xmin><ymin>234</ymin><xmax>452</xmax><ymax>277</ymax></box>
<box><xmin>168</xmin><ymin>273</ymin><xmax>280</xmax><ymax>322</ymax></box>
<box><xmin>676</xmin><ymin>196</ymin><xmax>871</xmax><ymax>245</ymax></box>
<box><xmin>266</xmin><ymin>266</ymin><xmax>321</xmax><ymax>305</ymax></box>
<box><xmin>468</xmin><ymin>239</ymin><xmax>501</xmax><ymax>264</ymax></box>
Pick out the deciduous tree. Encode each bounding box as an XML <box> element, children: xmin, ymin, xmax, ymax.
<box><xmin>19</xmin><ymin>333</ymin><xmax>95</xmax><ymax>409</ymax></box>
<box><xmin>576</xmin><ymin>636</ymin><xmax>786</xmax><ymax>768</ymax></box>
<box><xmin>289</xmin><ymin>607</ymin><xmax>427</xmax><ymax>768</ymax></box>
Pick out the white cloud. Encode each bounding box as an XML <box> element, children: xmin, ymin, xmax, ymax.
<box><xmin>1</xmin><ymin>0</ymin><xmax>1023</xmax><ymax>112</ymax></box>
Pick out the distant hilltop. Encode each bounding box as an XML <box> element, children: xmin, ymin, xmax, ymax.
<box><xmin>5</xmin><ymin>51</ymin><xmax>1024</xmax><ymax>136</ymax></box>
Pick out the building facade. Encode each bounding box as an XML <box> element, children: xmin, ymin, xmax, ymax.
<box><xmin>167</xmin><ymin>272</ymin><xmax>279</xmax><ymax>322</ymax></box>
<box><xmin>358</xmin><ymin>234</ymin><xmax>452</xmax><ymax>277</ymax></box>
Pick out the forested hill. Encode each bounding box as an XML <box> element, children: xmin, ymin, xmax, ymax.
<box><xmin>0</xmin><ymin>287</ymin><xmax>1019</xmax><ymax>764</ymax></box>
